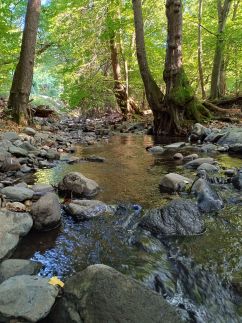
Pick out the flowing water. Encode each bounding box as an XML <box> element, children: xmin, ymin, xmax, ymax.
<box><xmin>13</xmin><ymin>135</ymin><xmax>242</xmax><ymax>322</ymax></box>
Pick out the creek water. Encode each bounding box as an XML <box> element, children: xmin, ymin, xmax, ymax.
<box><xmin>13</xmin><ymin>135</ymin><xmax>242</xmax><ymax>322</ymax></box>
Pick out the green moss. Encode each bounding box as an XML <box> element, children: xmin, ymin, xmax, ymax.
<box><xmin>185</xmin><ymin>99</ymin><xmax>211</xmax><ymax>122</ymax></box>
<box><xmin>169</xmin><ymin>68</ymin><xmax>194</xmax><ymax>106</ymax></box>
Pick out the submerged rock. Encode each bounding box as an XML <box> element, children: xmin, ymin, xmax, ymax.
<box><xmin>0</xmin><ymin>259</ymin><xmax>42</xmax><ymax>284</ymax></box>
<box><xmin>49</xmin><ymin>264</ymin><xmax>181</xmax><ymax>323</ymax></box>
<box><xmin>58</xmin><ymin>172</ymin><xmax>100</xmax><ymax>198</ymax></box>
<box><xmin>31</xmin><ymin>192</ymin><xmax>61</xmax><ymax>230</ymax></box>
<box><xmin>147</xmin><ymin>146</ymin><xmax>165</xmax><ymax>154</ymax></box>
<box><xmin>160</xmin><ymin>173</ymin><xmax>191</xmax><ymax>193</ymax></box>
<box><xmin>65</xmin><ymin>199</ymin><xmax>113</xmax><ymax>221</ymax></box>
<box><xmin>0</xmin><ymin>275</ymin><xmax>58</xmax><ymax>322</ymax></box>
<box><xmin>140</xmin><ymin>199</ymin><xmax>204</xmax><ymax>236</ymax></box>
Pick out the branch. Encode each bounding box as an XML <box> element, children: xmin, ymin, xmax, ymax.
<box><xmin>203</xmin><ymin>100</ymin><xmax>241</xmax><ymax>115</ymax></box>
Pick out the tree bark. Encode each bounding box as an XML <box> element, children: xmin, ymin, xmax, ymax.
<box><xmin>210</xmin><ymin>0</ymin><xmax>232</xmax><ymax>100</ymax></box>
<box><xmin>7</xmin><ymin>0</ymin><xmax>41</xmax><ymax>125</ymax></box>
<box><xmin>132</xmin><ymin>0</ymin><xmax>164</xmax><ymax>132</ymax></box>
<box><xmin>198</xmin><ymin>0</ymin><xmax>206</xmax><ymax>99</ymax></box>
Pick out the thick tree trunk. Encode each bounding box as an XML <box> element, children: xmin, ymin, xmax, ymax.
<box><xmin>198</xmin><ymin>0</ymin><xmax>206</xmax><ymax>99</ymax></box>
<box><xmin>210</xmin><ymin>0</ymin><xmax>232</xmax><ymax>99</ymax></box>
<box><xmin>7</xmin><ymin>0</ymin><xmax>41</xmax><ymax>125</ymax></box>
<box><xmin>132</xmin><ymin>0</ymin><xmax>164</xmax><ymax>133</ymax></box>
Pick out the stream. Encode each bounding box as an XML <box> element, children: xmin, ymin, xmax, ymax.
<box><xmin>13</xmin><ymin>134</ymin><xmax>242</xmax><ymax>322</ymax></box>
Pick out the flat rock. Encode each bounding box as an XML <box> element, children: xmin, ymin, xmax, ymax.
<box><xmin>197</xmin><ymin>163</ymin><xmax>219</xmax><ymax>173</ymax></box>
<box><xmin>49</xmin><ymin>264</ymin><xmax>182</xmax><ymax>323</ymax></box>
<box><xmin>9</xmin><ymin>146</ymin><xmax>28</xmax><ymax>157</ymax></box>
<box><xmin>0</xmin><ymin>275</ymin><xmax>58</xmax><ymax>322</ymax></box>
<box><xmin>0</xmin><ymin>259</ymin><xmax>42</xmax><ymax>284</ymax></box>
<box><xmin>5</xmin><ymin>202</ymin><xmax>26</xmax><ymax>212</ymax></box>
<box><xmin>185</xmin><ymin>157</ymin><xmax>215</xmax><ymax>169</ymax></box>
<box><xmin>164</xmin><ymin>142</ymin><xmax>186</xmax><ymax>149</ymax></box>
<box><xmin>66</xmin><ymin>200</ymin><xmax>113</xmax><ymax>220</ymax></box>
<box><xmin>31</xmin><ymin>183</ymin><xmax>54</xmax><ymax>196</ymax></box>
<box><xmin>160</xmin><ymin>173</ymin><xmax>192</xmax><ymax>193</ymax></box>
<box><xmin>1</xmin><ymin>186</ymin><xmax>34</xmax><ymax>202</ymax></box>
<box><xmin>147</xmin><ymin>146</ymin><xmax>165</xmax><ymax>154</ymax></box>
<box><xmin>1</xmin><ymin>132</ymin><xmax>20</xmax><ymax>142</ymax></box>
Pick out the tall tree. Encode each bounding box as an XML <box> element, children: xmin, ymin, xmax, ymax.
<box><xmin>210</xmin><ymin>0</ymin><xmax>232</xmax><ymax>99</ymax></box>
<box><xmin>198</xmin><ymin>0</ymin><xmax>206</xmax><ymax>98</ymax></box>
<box><xmin>7</xmin><ymin>0</ymin><xmax>41</xmax><ymax>125</ymax></box>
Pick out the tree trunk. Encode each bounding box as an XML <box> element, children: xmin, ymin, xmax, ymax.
<box><xmin>7</xmin><ymin>0</ymin><xmax>41</xmax><ymax>125</ymax></box>
<box><xmin>210</xmin><ymin>0</ymin><xmax>232</xmax><ymax>99</ymax></box>
<box><xmin>132</xmin><ymin>0</ymin><xmax>164</xmax><ymax>134</ymax></box>
<box><xmin>198</xmin><ymin>0</ymin><xmax>206</xmax><ymax>99</ymax></box>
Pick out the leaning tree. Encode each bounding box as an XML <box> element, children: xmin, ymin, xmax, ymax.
<box><xmin>132</xmin><ymin>0</ymin><xmax>210</xmax><ymax>135</ymax></box>
<box><xmin>8</xmin><ymin>0</ymin><xmax>41</xmax><ymax>125</ymax></box>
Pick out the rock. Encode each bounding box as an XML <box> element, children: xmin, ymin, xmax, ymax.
<box><xmin>31</xmin><ymin>183</ymin><xmax>54</xmax><ymax>196</ymax></box>
<box><xmin>217</xmin><ymin>127</ymin><xmax>242</xmax><ymax>146</ymax></box>
<box><xmin>231</xmin><ymin>169</ymin><xmax>242</xmax><ymax>190</ymax></box>
<box><xmin>191</xmin><ymin>177</ymin><xmax>223</xmax><ymax>213</ymax></box>
<box><xmin>197</xmin><ymin>163</ymin><xmax>219</xmax><ymax>173</ymax></box>
<box><xmin>204</xmin><ymin>129</ymin><xmax>225</xmax><ymax>143</ymax></box>
<box><xmin>0</xmin><ymin>210</ymin><xmax>33</xmax><ymax>260</ymax></box>
<box><xmin>58</xmin><ymin>172</ymin><xmax>100</xmax><ymax>198</ymax></box>
<box><xmin>173</xmin><ymin>153</ymin><xmax>183</xmax><ymax>160</ymax></box>
<box><xmin>0</xmin><ymin>259</ymin><xmax>42</xmax><ymax>284</ymax></box>
<box><xmin>199</xmin><ymin>143</ymin><xmax>217</xmax><ymax>153</ymax></box>
<box><xmin>1</xmin><ymin>186</ymin><xmax>34</xmax><ymax>202</ymax></box>
<box><xmin>1</xmin><ymin>132</ymin><xmax>20</xmax><ymax>142</ymax></box>
<box><xmin>228</xmin><ymin>144</ymin><xmax>242</xmax><ymax>154</ymax></box>
<box><xmin>31</xmin><ymin>192</ymin><xmax>61</xmax><ymax>231</ymax></box>
<box><xmin>190</xmin><ymin>123</ymin><xmax>210</xmax><ymax>142</ymax></box>
<box><xmin>20</xmin><ymin>164</ymin><xmax>32</xmax><ymax>173</ymax></box>
<box><xmin>6</xmin><ymin>202</ymin><xmax>26</xmax><ymax>212</ymax></box>
<box><xmin>164</xmin><ymin>142</ymin><xmax>185</xmax><ymax>149</ymax></box>
<box><xmin>85</xmin><ymin>155</ymin><xmax>106</xmax><ymax>163</ymax></box>
<box><xmin>65</xmin><ymin>200</ymin><xmax>113</xmax><ymax>221</ymax></box>
<box><xmin>9</xmin><ymin>146</ymin><xmax>28</xmax><ymax>157</ymax></box>
<box><xmin>147</xmin><ymin>146</ymin><xmax>165</xmax><ymax>154</ymax></box>
<box><xmin>0</xmin><ymin>275</ymin><xmax>58</xmax><ymax>322</ymax></box>
<box><xmin>217</xmin><ymin>145</ymin><xmax>229</xmax><ymax>152</ymax></box>
<box><xmin>46</xmin><ymin>149</ymin><xmax>60</xmax><ymax>160</ymax></box>
<box><xmin>183</xmin><ymin>153</ymin><xmax>199</xmax><ymax>162</ymax></box>
<box><xmin>159</xmin><ymin>173</ymin><xmax>192</xmax><ymax>193</ymax></box>
<box><xmin>0</xmin><ymin>156</ymin><xmax>21</xmax><ymax>172</ymax></box>
<box><xmin>224</xmin><ymin>169</ymin><xmax>236</xmax><ymax>177</ymax></box>
<box><xmin>49</xmin><ymin>264</ymin><xmax>181</xmax><ymax>323</ymax></box>
<box><xmin>19</xmin><ymin>141</ymin><xmax>38</xmax><ymax>152</ymax></box>
<box><xmin>140</xmin><ymin>199</ymin><xmax>204</xmax><ymax>236</ymax></box>
<box><xmin>23</xmin><ymin>127</ymin><xmax>36</xmax><ymax>136</ymax></box>
<box><xmin>185</xmin><ymin>157</ymin><xmax>215</xmax><ymax>169</ymax></box>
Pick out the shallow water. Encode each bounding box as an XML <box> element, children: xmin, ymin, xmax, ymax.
<box><xmin>13</xmin><ymin>134</ymin><xmax>242</xmax><ymax>322</ymax></box>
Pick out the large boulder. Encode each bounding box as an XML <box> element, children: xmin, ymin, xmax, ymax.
<box><xmin>0</xmin><ymin>259</ymin><xmax>42</xmax><ymax>284</ymax></box>
<box><xmin>0</xmin><ymin>275</ymin><xmax>58</xmax><ymax>322</ymax></box>
<box><xmin>0</xmin><ymin>210</ymin><xmax>33</xmax><ymax>260</ymax></box>
<box><xmin>49</xmin><ymin>264</ymin><xmax>181</xmax><ymax>323</ymax></box>
<box><xmin>58</xmin><ymin>172</ymin><xmax>100</xmax><ymax>198</ymax></box>
<box><xmin>31</xmin><ymin>192</ymin><xmax>61</xmax><ymax>230</ymax></box>
<box><xmin>1</xmin><ymin>186</ymin><xmax>34</xmax><ymax>202</ymax></box>
<box><xmin>217</xmin><ymin>127</ymin><xmax>242</xmax><ymax>146</ymax></box>
<box><xmin>140</xmin><ymin>199</ymin><xmax>204</xmax><ymax>236</ymax></box>
<box><xmin>159</xmin><ymin>173</ymin><xmax>192</xmax><ymax>193</ymax></box>
<box><xmin>65</xmin><ymin>200</ymin><xmax>113</xmax><ymax>221</ymax></box>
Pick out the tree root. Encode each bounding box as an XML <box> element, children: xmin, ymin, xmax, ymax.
<box><xmin>203</xmin><ymin>100</ymin><xmax>241</xmax><ymax>115</ymax></box>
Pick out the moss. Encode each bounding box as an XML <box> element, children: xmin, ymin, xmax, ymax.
<box><xmin>169</xmin><ymin>68</ymin><xmax>194</xmax><ymax>106</ymax></box>
<box><xmin>185</xmin><ymin>99</ymin><xmax>211</xmax><ymax>122</ymax></box>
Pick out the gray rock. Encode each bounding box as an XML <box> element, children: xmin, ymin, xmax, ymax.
<box><xmin>164</xmin><ymin>142</ymin><xmax>185</xmax><ymax>149</ymax></box>
<box><xmin>1</xmin><ymin>132</ymin><xmax>20</xmax><ymax>142</ymax></box>
<box><xmin>140</xmin><ymin>199</ymin><xmax>204</xmax><ymax>236</ymax></box>
<box><xmin>228</xmin><ymin>144</ymin><xmax>242</xmax><ymax>154</ymax></box>
<box><xmin>199</xmin><ymin>143</ymin><xmax>217</xmax><ymax>153</ymax></box>
<box><xmin>160</xmin><ymin>173</ymin><xmax>191</xmax><ymax>193</ymax></box>
<box><xmin>173</xmin><ymin>153</ymin><xmax>183</xmax><ymax>160</ymax></box>
<box><xmin>185</xmin><ymin>157</ymin><xmax>215</xmax><ymax>169</ymax></box>
<box><xmin>191</xmin><ymin>177</ymin><xmax>223</xmax><ymax>213</ymax></box>
<box><xmin>49</xmin><ymin>264</ymin><xmax>181</xmax><ymax>323</ymax></box>
<box><xmin>183</xmin><ymin>153</ymin><xmax>199</xmax><ymax>162</ymax></box>
<box><xmin>23</xmin><ymin>127</ymin><xmax>36</xmax><ymax>136</ymax></box>
<box><xmin>66</xmin><ymin>200</ymin><xmax>113</xmax><ymax>220</ymax></box>
<box><xmin>19</xmin><ymin>141</ymin><xmax>38</xmax><ymax>152</ymax></box>
<box><xmin>46</xmin><ymin>149</ymin><xmax>60</xmax><ymax>160</ymax></box>
<box><xmin>0</xmin><ymin>259</ymin><xmax>42</xmax><ymax>284</ymax></box>
<box><xmin>147</xmin><ymin>146</ymin><xmax>165</xmax><ymax>154</ymax></box>
<box><xmin>0</xmin><ymin>156</ymin><xmax>21</xmax><ymax>172</ymax></box>
<box><xmin>0</xmin><ymin>275</ymin><xmax>58</xmax><ymax>322</ymax></box>
<box><xmin>0</xmin><ymin>210</ymin><xmax>33</xmax><ymax>260</ymax></box>
<box><xmin>197</xmin><ymin>163</ymin><xmax>219</xmax><ymax>173</ymax></box>
<box><xmin>9</xmin><ymin>146</ymin><xmax>28</xmax><ymax>157</ymax></box>
<box><xmin>190</xmin><ymin>123</ymin><xmax>210</xmax><ymax>142</ymax></box>
<box><xmin>217</xmin><ymin>127</ymin><xmax>242</xmax><ymax>146</ymax></box>
<box><xmin>20</xmin><ymin>164</ymin><xmax>32</xmax><ymax>173</ymax></box>
<box><xmin>231</xmin><ymin>169</ymin><xmax>242</xmax><ymax>190</ymax></box>
<box><xmin>31</xmin><ymin>192</ymin><xmax>61</xmax><ymax>230</ymax></box>
<box><xmin>1</xmin><ymin>186</ymin><xmax>34</xmax><ymax>202</ymax></box>
<box><xmin>224</xmin><ymin>169</ymin><xmax>236</xmax><ymax>177</ymax></box>
<box><xmin>58</xmin><ymin>172</ymin><xmax>100</xmax><ymax>198</ymax></box>
<box><xmin>31</xmin><ymin>183</ymin><xmax>54</xmax><ymax>196</ymax></box>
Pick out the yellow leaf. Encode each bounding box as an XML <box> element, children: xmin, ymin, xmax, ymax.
<box><xmin>48</xmin><ymin>276</ymin><xmax>64</xmax><ymax>288</ymax></box>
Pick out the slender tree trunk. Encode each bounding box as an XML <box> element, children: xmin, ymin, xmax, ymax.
<box><xmin>7</xmin><ymin>0</ymin><xmax>41</xmax><ymax>125</ymax></box>
<box><xmin>210</xmin><ymin>0</ymin><xmax>232</xmax><ymax>99</ymax></box>
<box><xmin>198</xmin><ymin>0</ymin><xmax>206</xmax><ymax>98</ymax></box>
<box><xmin>132</xmin><ymin>0</ymin><xmax>164</xmax><ymax>134</ymax></box>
